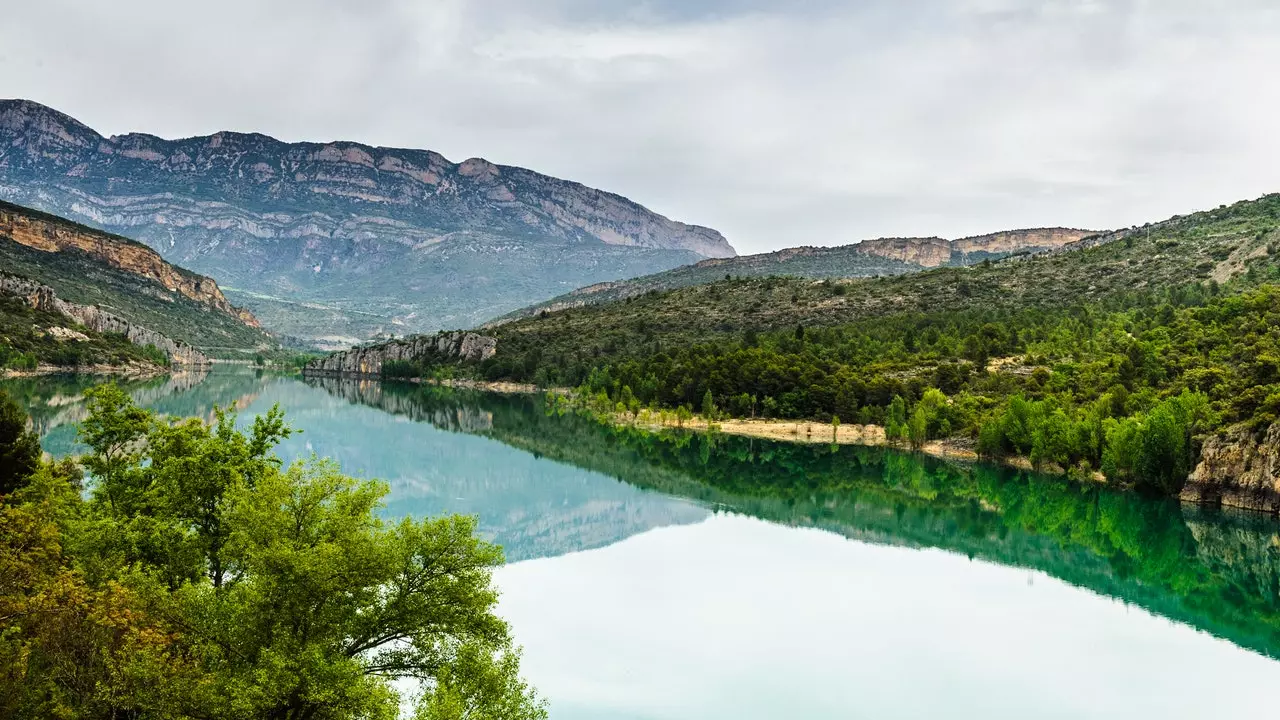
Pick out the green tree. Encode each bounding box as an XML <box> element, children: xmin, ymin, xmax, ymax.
<box><xmin>701</xmin><ymin>390</ymin><xmax>717</xmax><ymax>421</ymax></box>
<box><xmin>0</xmin><ymin>389</ymin><xmax>41</xmax><ymax>497</ymax></box>
<box><xmin>886</xmin><ymin>395</ymin><xmax>909</xmax><ymax>445</ymax></box>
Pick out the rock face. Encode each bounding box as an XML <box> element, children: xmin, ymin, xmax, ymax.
<box><xmin>857</xmin><ymin>237</ymin><xmax>953</xmax><ymax>267</ymax></box>
<box><xmin>1183</xmin><ymin>424</ymin><xmax>1280</xmax><ymax>513</ymax></box>
<box><xmin>0</xmin><ymin>99</ymin><xmax>735</xmax><ymax>341</ymax></box>
<box><xmin>0</xmin><ymin>272</ymin><xmax>210</xmax><ymax>365</ymax></box>
<box><xmin>304</xmin><ymin>331</ymin><xmax>496</xmax><ymax>377</ymax></box>
<box><xmin>858</xmin><ymin>228</ymin><xmax>1096</xmax><ymax>268</ymax></box>
<box><xmin>951</xmin><ymin>228</ymin><xmax>1097</xmax><ymax>257</ymax></box>
<box><xmin>0</xmin><ymin>200</ymin><xmax>257</xmax><ymax>325</ymax></box>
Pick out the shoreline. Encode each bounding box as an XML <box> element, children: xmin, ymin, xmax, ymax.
<box><xmin>2</xmin><ymin>361</ymin><xmax>169</xmax><ymax>380</ymax></box>
<box><xmin>298</xmin><ymin>371</ymin><xmax>1278</xmax><ymax>515</ymax></box>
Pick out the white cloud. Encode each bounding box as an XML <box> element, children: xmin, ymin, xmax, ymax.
<box><xmin>2</xmin><ymin>0</ymin><xmax>1279</xmax><ymax>252</ymax></box>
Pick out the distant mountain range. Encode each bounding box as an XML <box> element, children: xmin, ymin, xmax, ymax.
<box><xmin>0</xmin><ymin>99</ymin><xmax>735</xmax><ymax>348</ymax></box>
<box><xmin>493</xmin><ymin>228</ymin><xmax>1095</xmax><ymax>322</ymax></box>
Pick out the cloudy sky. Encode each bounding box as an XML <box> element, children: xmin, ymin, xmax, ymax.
<box><xmin>3</xmin><ymin>0</ymin><xmax>1279</xmax><ymax>254</ymax></box>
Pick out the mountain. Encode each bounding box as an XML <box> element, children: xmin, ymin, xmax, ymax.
<box><xmin>0</xmin><ymin>199</ymin><xmax>274</xmax><ymax>361</ymax></box>
<box><xmin>492</xmin><ymin>228</ymin><xmax>1095</xmax><ymax>323</ymax></box>
<box><xmin>0</xmin><ymin>99</ymin><xmax>735</xmax><ymax>348</ymax></box>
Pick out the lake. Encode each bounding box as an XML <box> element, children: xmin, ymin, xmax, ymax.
<box><xmin>7</xmin><ymin>367</ymin><xmax>1280</xmax><ymax>719</ymax></box>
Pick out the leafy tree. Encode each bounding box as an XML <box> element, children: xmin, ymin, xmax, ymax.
<box><xmin>4</xmin><ymin>386</ymin><xmax>547</xmax><ymax>720</ymax></box>
<box><xmin>0</xmin><ymin>389</ymin><xmax>40</xmax><ymax>497</ymax></box>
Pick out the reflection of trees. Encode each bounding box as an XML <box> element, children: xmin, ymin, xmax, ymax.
<box><xmin>1</xmin><ymin>369</ymin><xmax>270</xmax><ymax>455</ymax></box>
<box><xmin>307</xmin><ymin>378</ymin><xmax>1280</xmax><ymax>661</ymax></box>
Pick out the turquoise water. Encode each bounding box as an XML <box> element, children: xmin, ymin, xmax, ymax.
<box><xmin>8</xmin><ymin>369</ymin><xmax>1280</xmax><ymax>718</ymax></box>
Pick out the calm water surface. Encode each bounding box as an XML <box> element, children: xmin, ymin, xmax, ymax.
<box><xmin>7</xmin><ymin>368</ymin><xmax>1280</xmax><ymax>719</ymax></box>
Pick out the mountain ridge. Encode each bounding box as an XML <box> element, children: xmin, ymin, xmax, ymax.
<box><xmin>492</xmin><ymin>226</ymin><xmax>1097</xmax><ymax>323</ymax></box>
<box><xmin>0</xmin><ymin>99</ymin><xmax>735</xmax><ymax>344</ymax></box>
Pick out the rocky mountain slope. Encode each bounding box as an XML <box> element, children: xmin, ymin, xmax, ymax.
<box><xmin>0</xmin><ymin>99</ymin><xmax>734</xmax><ymax>346</ymax></box>
<box><xmin>494</xmin><ymin>228</ymin><xmax>1095</xmax><ymax>322</ymax></box>
<box><xmin>0</xmin><ymin>200</ymin><xmax>273</xmax><ymax>356</ymax></box>
<box><xmin>0</xmin><ymin>273</ymin><xmax>209</xmax><ymax>367</ymax></box>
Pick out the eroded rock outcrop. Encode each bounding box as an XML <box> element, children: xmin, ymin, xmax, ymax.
<box><xmin>857</xmin><ymin>228</ymin><xmax>1097</xmax><ymax>268</ymax></box>
<box><xmin>304</xmin><ymin>331</ymin><xmax>496</xmax><ymax>377</ymax></box>
<box><xmin>0</xmin><ymin>272</ymin><xmax>209</xmax><ymax>365</ymax></box>
<box><xmin>0</xmin><ymin>200</ymin><xmax>259</xmax><ymax>326</ymax></box>
<box><xmin>1183</xmin><ymin>423</ymin><xmax>1280</xmax><ymax>513</ymax></box>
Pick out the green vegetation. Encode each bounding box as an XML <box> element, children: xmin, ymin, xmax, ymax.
<box><xmin>396</xmin><ymin>194</ymin><xmax>1280</xmax><ymax>494</ymax></box>
<box><xmin>494</xmin><ymin>243</ymin><xmax>930</xmax><ymax>323</ymax></box>
<box><xmin>0</xmin><ymin>235</ymin><xmax>274</xmax><ymax>355</ymax></box>
<box><xmin>0</xmin><ymin>385</ymin><xmax>544</xmax><ymax>720</ymax></box>
<box><xmin>0</xmin><ymin>295</ymin><xmax>167</xmax><ymax>371</ymax></box>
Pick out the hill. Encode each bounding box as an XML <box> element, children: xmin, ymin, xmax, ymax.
<box><xmin>0</xmin><ymin>99</ymin><xmax>734</xmax><ymax>346</ymax></box>
<box><xmin>492</xmin><ymin>228</ymin><xmax>1095</xmax><ymax>323</ymax></box>
<box><xmin>308</xmin><ymin>193</ymin><xmax>1280</xmax><ymax>506</ymax></box>
<box><xmin>0</xmin><ymin>200</ymin><xmax>275</xmax><ymax>359</ymax></box>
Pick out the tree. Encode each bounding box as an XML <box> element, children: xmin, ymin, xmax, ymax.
<box><xmin>701</xmin><ymin>390</ymin><xmax>717</xmax><ymax>421</ymax></box>
<box><xmin>31</xmin><ymin>387</ymin><xmax>547</xmax><ymax>720</ymax></box>
<box><xmin>172</xmin><ymin>460</ymin><xmax>545</xmax><ymax>720</ymax></box>
<box><xmin>886</xmin><ymin>396</ymin><xmax>909</xmax><ymax>445</ymax></box>
<box><xmin>0</xmin><ymin>389</ymin><xmax>40</xmax><ymax>497</ymax></box>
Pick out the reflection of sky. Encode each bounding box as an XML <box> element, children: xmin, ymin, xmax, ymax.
<box><xmin>234</xmin><ymin>378</ymin><xmax>710</xmax><ymax>561</ymax></box>
<box><xmin>498</xmin><ymin>513</ymin><xmax>1280</xmax><ymax>720</ymax></box>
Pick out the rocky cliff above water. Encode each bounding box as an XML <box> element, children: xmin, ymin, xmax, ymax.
<box><xmin>1183</xmin><ymin>424</ymin><xmax>1280</xmax><ymax>514</ymax></box>
<box><xmin>304</xmin><ymin>331</ymin><xmax>497</xmax><ymax>377</ymax></box>
<box><xmin>0</xmin><ymin>99</ymin><xmax>735</xmax><ymax>343</ymax></box>
<box><xmin>0</xmin><ymin>272</ymin><xmax>209</xmax><ymax>365</ymax></box>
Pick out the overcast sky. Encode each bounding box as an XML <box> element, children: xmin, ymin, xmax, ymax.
<box><xmin>3</xmin><ymin>0</ymin><xmax>1279</xmax><ymax>254</ymax></box>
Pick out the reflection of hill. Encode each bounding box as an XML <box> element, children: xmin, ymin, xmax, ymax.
<box><xmin>305</xmin><ymin>378</ymin><xmax>1280</xmax><ymax>661</ymax></box>
<box><xmin>276</xmin><ymin>378</ymin><xmax>709</xmax><ymax>562</ymax></box>
<box><xmin>2</xmin><ymin>368</ymin><xmax>270</xmax><ymax>456</ymax></box>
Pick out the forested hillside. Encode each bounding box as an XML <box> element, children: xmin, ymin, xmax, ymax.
<box><xmin>376</xmin><ymin>194</ymin><xmax>1280</xmax><ymax>498</ymax></box>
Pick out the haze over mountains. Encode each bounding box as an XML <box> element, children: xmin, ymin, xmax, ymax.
<box><xmin>0</xmin><ymin>99</ymin><xmax>734</xmax><ymax>348</ymax></box>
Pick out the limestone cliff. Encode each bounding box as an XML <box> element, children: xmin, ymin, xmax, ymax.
<box><xmin>0</xmin><ymin>272</ymin><xmax>210</xmax><ymax>365</ymax></box>
<box><xmin>304</xmin><ymin>331</ymin><xmax>497</xmax><ymax>377</ymax></box>
<box><xmin>0</xmin><ymin>200</ymin><xmax>258</xmax><ymax>325</ymax></box>
<box><xmin>857</xmin><ymin>228</ymin><xmax>1096</xmax><ymax>268</ymax></box>
<box><xmin>857</xmin><ymin>237</ymin><xmax>953</xmax><ymax>267</ymax></box>
<box><xmin>1183</xmin><ymin>424</ymin><xmax>1280</xmax><ymax>513</ymax></box>
<box><xmin>951</xmin><ymin>228</ymin><xmax>1097</xmax><ymax>257</ymax></box>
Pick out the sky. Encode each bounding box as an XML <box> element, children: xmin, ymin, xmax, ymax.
<box><xmin>3</xmin><ymin>0</ymin><xmax>1280</xmax><ymax>254</ymax></box>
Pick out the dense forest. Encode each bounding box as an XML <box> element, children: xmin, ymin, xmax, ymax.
<box><xmin>389</xmin><ymin>194</ymin><xmax>1280</xmax><ymax>496</ymax></box>
<box><xmin>0</xmin><ymin>387</ymin><xmax>544</xmax><ymax>720</ymax></box>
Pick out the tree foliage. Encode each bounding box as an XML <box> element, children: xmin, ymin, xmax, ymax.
<box><xmin>0</xmin><ymin>385</ymin><xmax>546</xmax><ymax>720</ymax></box>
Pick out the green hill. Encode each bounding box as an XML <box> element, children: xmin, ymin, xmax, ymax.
<box><xmin>0</xmin><ymin>200</ymin><xmax>277</xmax><ymax>357</ymax></box>
<box><xmin>490</xmin><ymin>228</ymin><xmax>1095</xmax><ymax>324</ymax></box>
<box><xmin>337</xmin><ymin>193</ymin><xmax>1280</xmax><ymax>501</ymax></box>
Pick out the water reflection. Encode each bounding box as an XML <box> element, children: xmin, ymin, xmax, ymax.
<box><xmin>305</xmin><ymin>377</ymin><xmax>1280</xmax><ymax>662</ymax></box>
<box><xmin>8</xmin><ymin>370</ymin><xmax>1280</xmax><ymax>665</ymax></box>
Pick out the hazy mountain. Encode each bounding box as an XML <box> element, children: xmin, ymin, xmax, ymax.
<box><xmin>0</xmin><ymin>99</ymin><xmax>735</xmax><ymax>348</ymax></box>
